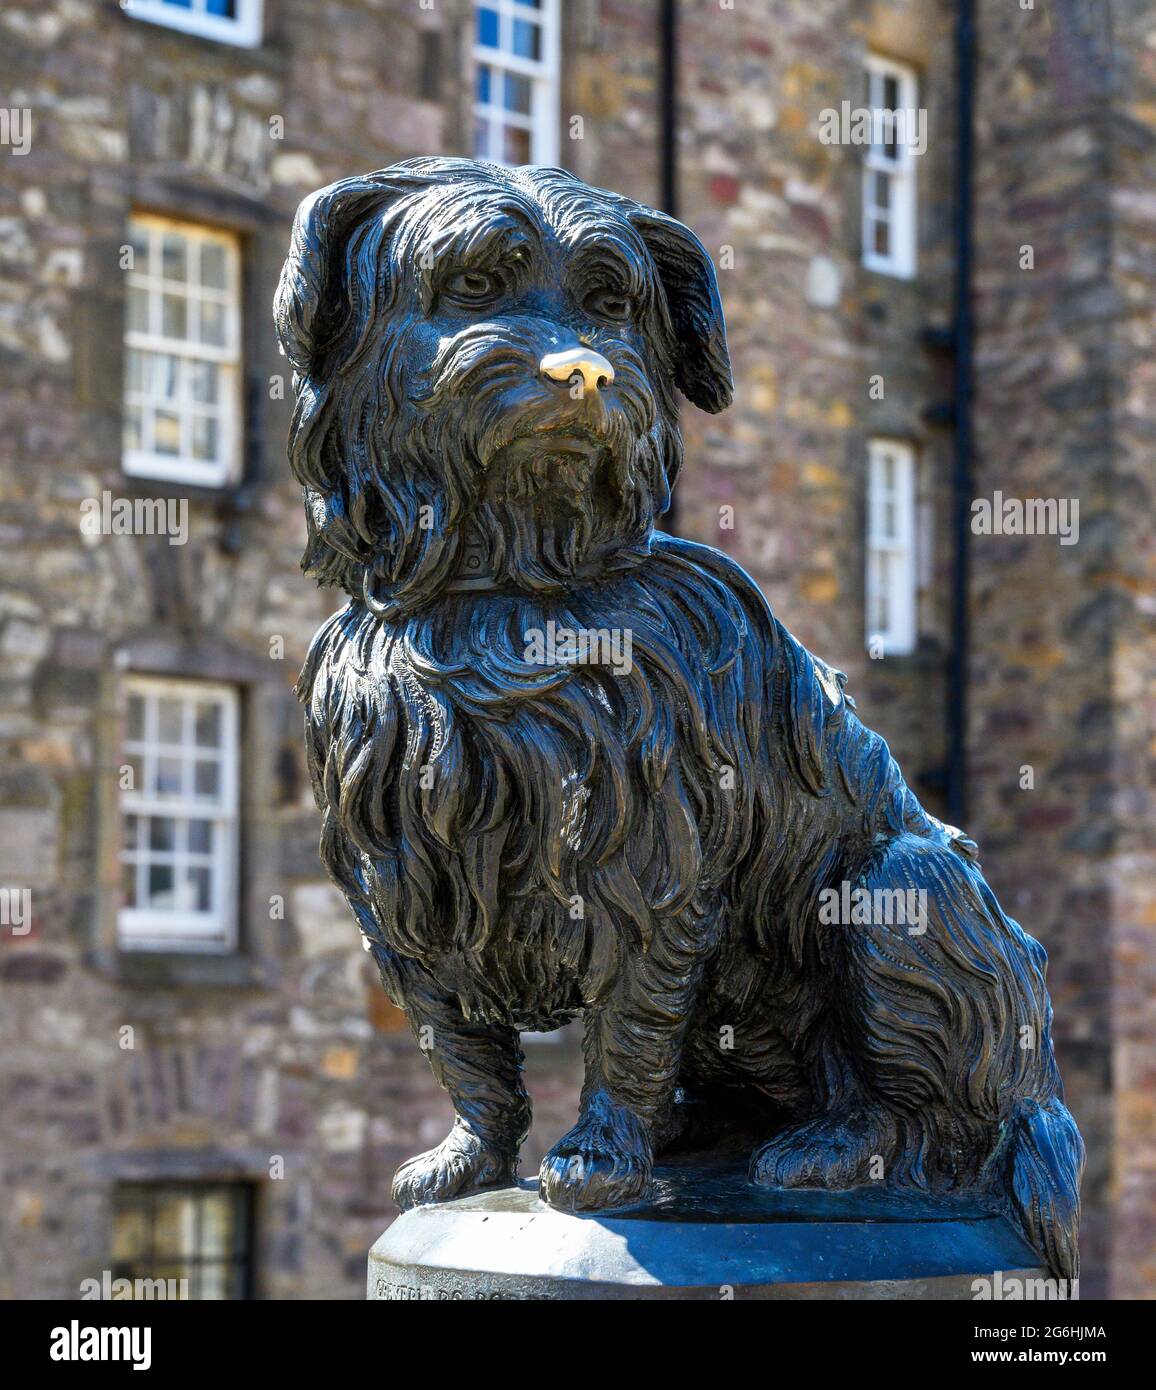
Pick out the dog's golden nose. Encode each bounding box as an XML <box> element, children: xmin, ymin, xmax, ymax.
<box><xmin>540</xmin><ymin>347</ymin><xmax>615</xmax><ymax>394</ymax></box>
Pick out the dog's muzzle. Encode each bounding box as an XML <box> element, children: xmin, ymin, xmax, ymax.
<box><xmin>540</xmin><ymin>347</ymin><xmax>615</xmax><ymax>394</ymax></box>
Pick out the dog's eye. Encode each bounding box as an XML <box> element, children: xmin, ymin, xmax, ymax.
<box><xmin>585</xmin><ymin>291</ymin><xmax>635</xmax><ymax>323</ymax></box>
<box><xmin>443</xmin><ymin>270</ymin><xmax>502</xmax><ymax>305</ymax></box>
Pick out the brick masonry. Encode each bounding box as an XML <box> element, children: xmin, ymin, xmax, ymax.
<box><xmin>0</xmin><ymin>0</ymin><xmax>1151</xmax><ymax>1298</ymax></box>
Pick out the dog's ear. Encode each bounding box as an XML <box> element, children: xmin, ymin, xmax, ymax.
<box><xmin>629</xmin><ymin>206</ymin><xmax>733</xmax><ymax>414</ymax></box>
<box><xmin>275</xmin><ymin>169</ymin><xmax>417</xmax><ymax>378</ymax></box>
<box><xmin>275</xmin><ymin>165</ymin><xmax>448</xmax><ymax>591</ymax></box>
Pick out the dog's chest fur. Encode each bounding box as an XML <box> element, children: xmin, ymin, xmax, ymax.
<box><xmin>300</xmin><ymin>538</ymin><xmax>868</xmax><ymax>1025</ymax></box>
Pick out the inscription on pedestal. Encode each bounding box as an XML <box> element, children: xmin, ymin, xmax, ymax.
<box><xmin>373</xmin><ymin>1277</ymin><xmax>527</xmax><ymax>1301</ymax></box>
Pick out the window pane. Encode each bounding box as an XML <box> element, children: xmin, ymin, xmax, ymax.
<box><xmin>194</xmin><ymin>701</ymin><xmax>222</xmax><ymax>746</ymax></box>
<box><xmin>194</xmin><ymin>759</ymin><xmax>221</xmax><ymax>801</ymax></box>
<box><xmin>875</xmin><ymin>555</ymin><xmax>891</xmax><ymax>628</ymax></box>
<box><xmin>476</xmin><ymin>64</ymin><xmax>492</xmax><ymax>105</ymax></box>
<box><xmin>161</xmin><ymin>232</ymin><xmax>187</xmax><ymax>284</ymax></box>
<box><xmin>123</xmin><ymin>814</ymin><xmax>140</xmax><ymax>849</ymax></box>
<box><xmin>149</xmin><ymin>816</ymin><xmax>176</xmax><ymax>852</ymax></box>
<box><xmin>504</xmin><ymin>72</ymin><xmax>532</xmax><ymax>115</ymax></box>
<box><xmin>153</xmin><ymin>1191</ymin><xmax>196</xmax><ymax>1257</ymax></box>
<box><xmin>128</xmin><ymin>285</ymin><xmax>149</xmax><ymax>333</ymax></box>
<box><xmin>157</xmin><ymin>698</ymin><xmax>183</xmax><ymax>743</ymax></box>
<box><xmin>201</xmin><ymin>1193</ymin><xmax>234</xmax><ymax>1256</ymax></box>
<box><xmin>199</xmin><ymin>1264</ymin><xmax>229</xmax><ymax>1300</ymax></box>
<box><xmin>874</xmin><ymin>171</ymin><xmax>890</xmax><ymax>210</ymax></box>
<box><xmin>873</xmin><ymin>219</ymin><xmax>890</xmax><ymax>257</ymax></box>
<box><xmin>512</xmin><ymin>18</ymin><xmax>540</xmax><ymax>60</ymax></box>
<box><xmin>205</xmin><ymin>0</ymin><xmax>238</xmax><ymax>17</ymax></box>
<box><xmin>188</xmin><ymin>820</ymin><xmax>213</xmax><ymax>854</ymax></box>
<box><xmin>148</xmin><ymin>862</ymin><xmax>176</xmax><ymax>907</ymax></box>
<box><xmin>192</xmin><ymin>415</ymin><xmax>219</xmax><ymax>461</ymax></box>
<box><xmin>476</xmin><ymin>6</ymin><xmax>499</xmax><ymax>47</ymax></box>
<box><xmin>474</xmin><ymin>116</ymin><xmax>492</xmax><ymax>160</ymax></box>
<box><xmin>162</xmin><ymin>293</ymin><xmax>187</xmax><ymax>339</ymax></box>
<box><xmin>121</xmin><ymin>860</ymin><xmax>138</xmax><ymax>908</ymax></box>
<box><xmin>126</xmin><ymin>348</ymin><xmax>146</xmax><ymax>393</ymax></box>
<box><xmin>199</xmin><ymin>299</ymin><xmax>226</xmax><ymax>347</ymax></box>
<box><xmin>183</xmin><ymin>866</ymin><xmax>211</xmax><ymax>912</ymax></box>
<box><xmin>156</xmin><ymin>756</ymin><xmax>183</xmax><ymax>795</ymax></box>
<box><xmin>154</xmin><ymin>411</ymin><xmax>181</xmax><ymax>454</ymax></box>
<box><xmin>199</xmin><ymin>241</ymin><xmax>228</xmax><ymax>290</ymax></box>
<box><xmin>155</xmin><ymin>354</ymin><xmax>181</xmax><ymax>401</ymax></box>
<box><xmin>503</xmin><ymin>124</ymin><xmax>532</xmax><ymax>165</ymax></box>
<box><xmin>191</xmin><ymin>360</ymin><xmax>218</xmax><ymax>404</ymax></box>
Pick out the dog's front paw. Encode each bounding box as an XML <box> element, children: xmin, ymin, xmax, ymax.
<box><xmin>750</xmin><ymin>1110</ymin><xmax>890</xmax><ymax>1189</ymax></box>
<box><xmin>539</xmin><ymin>1092</ymin><xmax>653</xmax><ymax>1212</ymax></box>
<box><xmin>391</xmin><ymin>1121</ymin><xmax>516</xmax><ymax>1210</ymax></box>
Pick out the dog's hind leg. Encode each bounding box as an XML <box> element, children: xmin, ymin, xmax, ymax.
<box><xmin>380</xmin><ymin>954</ymin><xmax>531</xmax><ymax>1211</ymax></box>
<box><xmin>750</xmin><ymin>832</ymin><xmax>1082</xmax><ymax>1276</ymax></box>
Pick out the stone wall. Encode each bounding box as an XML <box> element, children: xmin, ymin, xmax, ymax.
<box><xmin>1109</xmin><ymin>0</ymin><xmax>1156</xmax><ymax>1301</ymax></box>
<box><xmin>0</xmin><ymin>0</ymin><xmax>1151</xmax><ymax>1299</ymax></box>
<box><xmin>963</xmin><ymin>0</ymin><xmax>1117</xmax><ymax>1296</ymax></box>
<box><xmin>955</xmin><ymin>0</ymin><xmax>1156</xmax><ymax>1299</ymax></box>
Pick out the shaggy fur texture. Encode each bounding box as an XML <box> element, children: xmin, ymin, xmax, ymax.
<box><xmin>276</xmin><ymin>158</ymin><xmax>1083</xmax><ymax>1278</ymax></box>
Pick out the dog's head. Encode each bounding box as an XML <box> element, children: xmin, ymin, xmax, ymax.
<box><xmin>275</xmin><ymin>158</ymin><xmax>731</xmax><ymax>614</ymax></box>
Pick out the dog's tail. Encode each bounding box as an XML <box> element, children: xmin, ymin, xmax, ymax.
<box><xmin>1007</xmin><ymin>1096</ymin><xmax>1085</xmax><ymax>1281</ymax></box>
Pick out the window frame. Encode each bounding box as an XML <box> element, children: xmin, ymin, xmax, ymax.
<box><xmin>125</xmin><ymin>0</ymin><xmax>264</xmax><ymax>49</ymax></box>
<box><xmin>117</xmin><ymin>675</ymin><xmax>240</xmax><ymax>955</ymax></box>
<box><xmin>123</xmin><ymin>213</ymin><xmax>243</xmax><ymax>489</ymax></box>
<box><xmin>472</xmin><ymin>0</ymin><xmax>561</xmax><ymax>167</ymax></box>
<box><xmin>861</xmin><ymin>53</ymin><xmax>918</xmax><ymax>279</ymax></box>
<box><xmin>111</xmin><ymin>1182</ymin><xmax>256</xmax><ymax>1301</ymax></box>
<box><xmin>865</xmin><ymin>438</ymin><xmax>918</xmax><ymax>657</ymax></box>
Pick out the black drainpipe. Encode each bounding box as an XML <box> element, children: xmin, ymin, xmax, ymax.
<box><xmin>659</xmin><ymin>0</ymin><xmax>681</xmax><ymax>533</ymax></box>
<box><xmin>660</xmin><ymin>0</ymin><xmax>679</xmax><ymax>221</ymax></box>
<box><xmin>947</xmin><ymin>0</ymin><xmax>976</xmax><ymax>826</ymax></box>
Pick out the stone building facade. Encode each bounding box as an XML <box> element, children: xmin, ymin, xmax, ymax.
<box><xmin>0</xmin><ymin>0</ymin><xmax>1150</xmax><ymax>1298</ymax></box>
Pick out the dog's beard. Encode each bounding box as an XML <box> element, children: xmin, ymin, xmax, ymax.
<box><xmin>470</xmin><ymin>430</ymin><xmax>665</xmax><ymax>590</ymax></box>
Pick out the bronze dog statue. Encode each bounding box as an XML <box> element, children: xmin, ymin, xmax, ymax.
<box><xmin>275</xmin><ymin>158</ymin><xmax>1083</xmax><ymax>1278</ymax></box>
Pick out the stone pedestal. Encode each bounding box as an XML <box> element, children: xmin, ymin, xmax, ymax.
<box><xmin>368</xmin><ymin>1160</ymin><xmax>1049</xmax><ymax>1300</ymax></box>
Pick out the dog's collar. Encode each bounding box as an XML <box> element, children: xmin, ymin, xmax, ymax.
<box><xmin>439</xmin><ymin>536</ymin><xmax>653</xmax><ymax>595</ymax></box>
<box><xmin>445</xmin><ymin>538</ymin><xmax>499</xmax><ymax>591</ymax></box>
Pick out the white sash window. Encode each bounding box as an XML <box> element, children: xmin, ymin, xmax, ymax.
<box><xmin>473</xmin><ymin>0</ymin><xmax>560</xmax><ymax>166</ymax></box>
<box><xmin>118</xmin><ymin>678</ymin><xmax>239</xmax><ymax>952</ymax></box>
<box><xmin>862</xmin><ymin>54</ymin><xmax>918</xmax><ymax>278</ymax></box>
<box><xmin>866</xmin><ymin>439</ymin><xmax>918</xmax><ymax>656</ymax></box>
<box><xmin>123</xmin><ymin>215</ymin><xmax>242</xmax><ymax>488</ymax></box>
